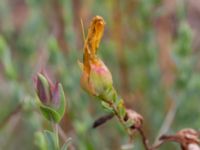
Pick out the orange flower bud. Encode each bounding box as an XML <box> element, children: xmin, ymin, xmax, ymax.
<box><xmin>80</xmin><ymin>16</ymin><xmax>113</xmax><ymax>97</ymax></box>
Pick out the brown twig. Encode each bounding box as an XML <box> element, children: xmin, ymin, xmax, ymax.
<box><xmin>137</xmin><ymin>128</ymin><xmax>150</xmax><ymax>150</ymax></box>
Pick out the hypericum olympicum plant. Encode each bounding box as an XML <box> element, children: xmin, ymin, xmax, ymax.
<box><xmin>34</xmin><ymin>73</ymin><xmax>66</xmax><ymax>123</ymax></box>
<box><xmin>80</xmin><ymin>16</ymin><xmax>143</xmax><ymax>139</ymax></box>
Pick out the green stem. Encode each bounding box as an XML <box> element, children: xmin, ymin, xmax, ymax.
<box><xmin>51</xmin><ymin>120</ymin><xmax>59</xmax><ymax>148</ymax></box>
<box><xmin>100</xmin><ymin>87</ymin><xmax>133</xmax><ymax>140</ymax></box>
<box><xmin>110</xmin><ymin>102</ymin><xmax>133</xmax><ymax>140</ymax></box>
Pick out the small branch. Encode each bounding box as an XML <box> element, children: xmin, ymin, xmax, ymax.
<box><xmin>137</xmin><ymin>128</ymin><xmax>150</xmax><ymax>150</ymax></box>
<box><xmin>111</xmin><ymin>103</ymin><xmax>134</xmax><ymax>140</ymax></box>
<box><xmin>100</xmin><ymin>98</ymin><xmax>133</xmax><ymax>140</ymax></box>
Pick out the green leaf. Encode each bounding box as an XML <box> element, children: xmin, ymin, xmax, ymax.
<box><xmin>34</xmin><ymin>132</ymin><xmax>47</xmax><ymax>150</ymax></box>
<box><xmin>117</xmin><ymin>102</ymin><xmax>126</xmax><ymax>119</ymax></box>
<box><xmin>43</xmin><ymin>130</ymin><xmax>59</xmax><ymax>150</ymax></box>
<box><xmin>99</xmin><ymin>86</ymin><xmax>117</xmax><ymax>103</ymax></box>
<box><xmin>101</xmin><ymin>101</ymin><xmax>113</xmax><ymax>112</ymax></box>
<box><xmin>61</xmin><ymin>137</ymin><xmax>72</xmax><ymax>150</ymax></box>
<box><xmin>55</xmin><ymin>84</ymin><xmax>66</xmax><ymax>121</ymax></box>
<box><xmin>39</xmin><ymin>105</ymin><xmax>61</xmax><ymax>123</ymax></box>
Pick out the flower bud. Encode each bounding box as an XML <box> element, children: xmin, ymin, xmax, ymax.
<box><xmin>81</xmin><ymin>58</ymin><xmax>113</xmax><ymax>97</ymax></box>
<box><xmin>80</xmin><ymin>16</ymin><xmax>113</xmax><ymax>98</ymax></box>
<box><xmin>34</xmin><ymin>73</ymin><xmax>66</xmax><ymax>123</ymax></box>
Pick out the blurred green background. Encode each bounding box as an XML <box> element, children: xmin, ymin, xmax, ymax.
<box><xmin>0</xmin><ymin>0</ymin><xmax>200</xmax><ymax>149</ymax></box>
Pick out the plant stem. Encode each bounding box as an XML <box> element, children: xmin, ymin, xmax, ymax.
<box><xmin>137</xmin><ymin>128</ymin><xmax>150</xmax><ymax>150</ymax></box>
<box><xmin>111</xmin><ymin>103</ymin><xmax>133</xmax><ymax>140</ymax></box>
<box><xmin>51</xmin><ymin>121</ymin><xmax>59</xmax><ymax>147</ymax></box>
<box><xmin>100</xmin><ymin>88</ymin><xmax>134</xmax><ymax>140</ymax></box>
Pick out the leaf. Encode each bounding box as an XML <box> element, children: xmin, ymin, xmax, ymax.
<box><xmin>101</xmin><ymin>101</ymin><xmax>113</xmax><ymax>112</ymax></box>
<box><xmin>61</xmin><ymin>137</ymin><xmax>72</xmax><ymax>150</ymax></box>
<box><xmin>39</xmin><ymin>105</ymin><xmax>61</xmax><ymax>123</ymax></box>
<box><xmin>35</xmin><ymin>130</ymin><xmax>59</xmax><ymax>150</ymax></box>
<box><xmin>34</xmin><ymin>132</ymin><xmax>47</xmax><ymax>150</ymax></box>
<box><xmin>117</xmin><ymin>102</ymin><xmax>126</xmax><ymax>119</ymax></box>
<box><xmin>100</xmin><ymin>86</ymin><xmax>117</xmax><ymax>103</ymax></box>
<box><xmin>43</xmin><ymin>130</ymin><xmax>59</xmax><ymax>150</ymax></box>
<box><xmin>55</xmin><ymin>83</ymin><xmax>66</xmax><ymax>121</ymax></box>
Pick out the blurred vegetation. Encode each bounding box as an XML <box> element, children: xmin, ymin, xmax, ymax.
<box><xmin>0</xmin><ymin>0</ymin><xmax>200</xmax><ymax>150</ymax></box>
